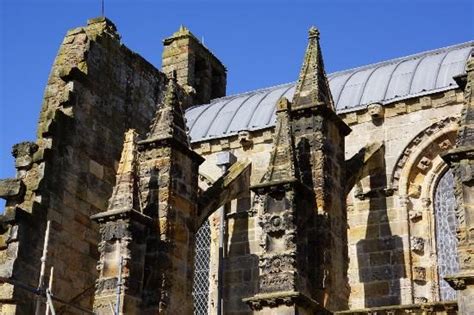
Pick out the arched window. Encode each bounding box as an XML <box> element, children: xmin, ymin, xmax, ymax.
<box><xmin>192</xmin><ymin>219</ymin><xmax>211</xmax><ymax>314</ymax></box>
<box><xmin>433</xmin><ymin>169</ymin><xmax>459</xmax><ymax>301</ymax></box>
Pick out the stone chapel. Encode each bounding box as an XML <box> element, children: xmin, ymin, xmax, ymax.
<box><xmin>0</xmin><ymin>17</ymin><xmax>473</xmax><ymax>315</ymax></box>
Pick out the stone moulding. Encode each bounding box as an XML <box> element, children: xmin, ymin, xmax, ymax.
<box><xmin>334</xmin><ymin>301</ymin><xmax>458</xmax><ymax>315</ymax></box>
<box><xmin>391</xmin><ymin>116</ymin><xmax>458</xmax><ymax>191</ymax></box>
<box><xmin>444</xmin><ymin>272</ymin><xmax>474</xmax><ymax>290</ymax></box>
<box><xmin>242</xmin><ymin>290</ymin><xmax>329</xmax><ymax>313</ymax></box>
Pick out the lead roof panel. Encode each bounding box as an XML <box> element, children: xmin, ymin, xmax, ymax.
<box><xmin>185</xmin><ymin>41</ymin><xmax>473</xmax><ymax>143</ymax></box>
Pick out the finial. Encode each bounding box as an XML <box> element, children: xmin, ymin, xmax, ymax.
<box><xmin>177</xmin><ymin>24</ymin><xmax>190</xmax><ymax>35</ymax></box>
<box><xmin>308</xmin><ymin>26</ymin><xmax>320</xmax><ymax>39</ymax></box>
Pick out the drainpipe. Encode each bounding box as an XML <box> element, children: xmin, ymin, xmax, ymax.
<box><xmin>216</xmin><ymin>152</ymin><xmax>236</xmax><ymax>315</ymax></box>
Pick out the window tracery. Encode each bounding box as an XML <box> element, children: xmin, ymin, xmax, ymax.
<box><xmin>433</xmin><ymin>169</ymin><xmax>459</xmax><ymax>301</ymax></box>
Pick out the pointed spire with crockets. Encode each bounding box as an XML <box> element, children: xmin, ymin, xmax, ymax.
<box><xmin>262</xmin><ymin>97</ymin><xmax>298</xmax><ymax>184</ymax></box>
<box><xmin>107</xmin><ymin>129</ymin><xmax>141</xmax><ymax>212</ymax></box>
<box><xmin>146</xmin><ymin>76</ymin><xmax>190</xmax><ymax>146</ymax></box>
<box><xmin>292</xmin><ymin>26</ymin><xmax>335</xmax><ymax>111</ymax></box>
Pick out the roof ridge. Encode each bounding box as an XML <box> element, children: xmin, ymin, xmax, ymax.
<box><xmin>188</xmin><ymin>40</ymin><xmax>473</xmax><ymax>109</ymax></box>
<box><xmin>327</xmin><ymin>40</ymin><xmax>474</xmax><ymax>77</ymax></box>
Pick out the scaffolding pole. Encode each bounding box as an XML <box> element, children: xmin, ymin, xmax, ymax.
<box><xmin>45</xmin><ymin>267</ymin><xmax>54</xmax><ymax>315</ymax></box>
<box><xmin>0</xmin><ymin>277</ymin><xmax>94</xmax><ymax>314</ymax></box>
<box><xmin>115</xmin><ymin>256</ymin><xmax>124</xmax><ymax>315</ymax></box>
<box><xmin>35</xmin><ymin>220</ymin><xmax>51</xmax><ymax>315</ymax></box>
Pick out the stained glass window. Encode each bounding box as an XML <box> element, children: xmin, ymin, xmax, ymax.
<box><xmin>192</xmin><ymin>219</ymin><xmax>211</xmax><ymax>314</ymax></box>
<box><xmin>434</xmin><ymin>169</ymin><xmax>459</xmax><ymax>301</ymax></box>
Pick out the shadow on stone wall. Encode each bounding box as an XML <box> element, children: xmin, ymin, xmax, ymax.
<box><xmin>356</xmin><ymin>149</ymin><xmax>406</xmax><ymax>307</ymax></box>
<box><xmin>225</xmin><ymin>196</ymin><xmax>259</xmax><ymax>314</ymax></box>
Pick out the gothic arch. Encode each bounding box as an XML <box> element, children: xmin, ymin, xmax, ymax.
<box><xmin>392</xmin><ymin>117</ymin><xmax>459</xmax><ymax>302</ymax></box>
<box><xmin>391</xmin><ymin>116</ymin><xmax>458</xmax><ymax>193</ymax></box>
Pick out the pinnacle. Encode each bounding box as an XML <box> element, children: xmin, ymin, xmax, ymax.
<box><xmin>292</xmin><ymin>27</ymin><xmax>334</xmax><ymax>111</ymax></box>
<box><xmin>262</xmin><ymin>97</ymin><xmax>297</xmax><ymax>185</ymax></box>
<box><xmin>107</xmin><ymin>129</ymin><xmax>140</xmax><ymax>212</ymax></box>
<box><xmin>145</xmin><ymin>78</ymin><xmax>190</xmax><ymax>146</ymax></box>
<box><xmin>308</xmin><ymin>26</ymin><xmax>320</xmax><ymax>39</ymax></box>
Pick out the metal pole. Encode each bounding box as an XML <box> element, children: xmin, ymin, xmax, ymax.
<box><xmin>35</xmin><ymin>220</ymin><xmax>51</xmax><ymax>315</ymax></box>
<box><xmin>115</xmin><ymin>256</ymin><xmax>123</xmax><ymax>315</ymax></box>
<box><xmin>216</xmin><ymin>152</ymin><xmax>236</xmax><ymax>315</ymax></box>
<box><xmin>217</xmin><ymin>203</ymin><xmax>225</xmax><ymax>315</ymax></box>
<box><xmin>0</xmin><ymin>277</ymin><xmax>95</xmax><ymax>314</ymax></box>
<box><xmin>45</xmin><ymin>290</ymin><xmax>56</xmax><ymax>315</ymax></box>
<box><xmin>45</xmin><ymin>267</ymin><xmax>54</xmax><ymax>315</ymax></box>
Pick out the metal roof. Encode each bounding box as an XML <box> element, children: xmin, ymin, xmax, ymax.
<box><xmin>185</xmin><ymin>41</ymin><xmax>473</xmax><ymax>143</ymax></box>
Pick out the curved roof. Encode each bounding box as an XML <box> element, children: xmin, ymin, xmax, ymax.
<box><xmin>186</xmin><ymin>41</ymin><xmax>473</xmax><ymax>143</ymax></box>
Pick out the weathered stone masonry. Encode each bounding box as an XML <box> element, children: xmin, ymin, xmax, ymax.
<box><xmin>0</xmin><ymin>15</ymin><xmax>472</xmax><ymax>315</ymax></box>
<box><xmin>0</xmin><ymin>17</ymin><xmax>171</xmax><ymax>313</ymax></box>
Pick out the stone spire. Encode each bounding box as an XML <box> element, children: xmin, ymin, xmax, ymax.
<box><xmin>106</xmin><ymin>129</ymin><xmax>140</xmax><ymax>212</ymax></box>
<box><xmin>292</xmin><ymin>26</ymin><xmax>335</xmax><ymax>111</ymax></box>
<box><xmin>262</xmin><ymin>97</ymin><xmax>298</xmax><ymax>185</ymax></box>
<box><xmin>244</xmin><ymin>97</ymin><xmax>321</xmax><ymax>313</ymax></box>
<box><xmin>91</xmin><ymin>129</ymin><xmax>153</xmax><ymax>314</ymax></box>
<box><xmin>145</xmin><ymin>77</ymin><xmax>190</xmax><ymax>146</ymax></box>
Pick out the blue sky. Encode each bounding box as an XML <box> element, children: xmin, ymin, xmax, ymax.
<box><xmin>0</xmin><ymin>0</ymin><xmax>473</xmax><ymax>181</ymax></box>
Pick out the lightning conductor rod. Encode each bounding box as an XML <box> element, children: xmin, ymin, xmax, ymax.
<box><xmin>215</xmin><ymin>151</ymin><xmax>236</xmax><ymax>315</ymax></box>
<box><xmin>101</xmin><ymin>0</ymin><xmax>105</xmax><ymax>17</ymax></box>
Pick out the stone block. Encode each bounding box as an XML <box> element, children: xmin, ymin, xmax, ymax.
<box><xmin>369</xmin><ymin>252</ymin><xmax>391</xmax><ymax>266</ymax></box>
<box><xmin>364</xmin><ymin>281</ymin><xmax>389</xmax><ymax>296</ymax></box>
<box><xmin>0</xmin><ymin>179</ymin><xmax>23</xmax><ymax>199</ymax></box>
<box><xmin>89</xmin><ymin>159</ymin><xmax>104</xmax><ymax>179</ymax></box>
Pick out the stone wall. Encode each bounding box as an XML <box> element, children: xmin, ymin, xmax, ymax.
<box><xmin>0</xmin><ymin>15</ymin><xmax>467</xmax><ymax>314</ymax></box>
<box><xmin>192</xmin><ymin>89</ymin><xmax>464</xmax><ymax>313</ymax></box>
<box><xmin>342</xmin><ymin>91</ymin><xmax>464</xmax><ymax>308</ymax></box>
<box><xmin>162</xmin><ymin>26</ymin><xmax>227</xmax><ymax>106</ymax></box>
<box><xmin>0</xmin><ymin>17</ymin><xmax>169</xmax><ymax>313</ymax></box>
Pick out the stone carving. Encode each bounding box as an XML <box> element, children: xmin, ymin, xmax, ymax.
<box><xmin>391</xmin><ymin>116</ymin><xmax>458</xmax><ymax>189</ymax></box>
<box><xmin>417</xmin><ymin>156</ymin><xmax>432</xmax><ymax>171</ymax></box>
<box><xmin>445</xmin><ymin>276</ymin><xmax>466</xmax><ymax>290</ymax></box>
<box><xmin>259</xmin><ymin>211</ymin><xmax>295</xmax><ymax>234</ymax></box>
<box><xmin>439</xmin><ymin>139</ymin><xmax>452</xmax><ymax>150</ymax></box>
<box><xmin>260</xmin><ymin>272</ymin><xmax>295</xmax><ymax>293</ymax></box>
<box><xmin>260</xmin><ymin>253</ymin><xmax>296</xmax><ymax>274</ymax></box>
<box><xmin>367</xmin><ymin>102</ymin><xmax>384</xmax><ymax>119</ymax></box>
<box><xmin>238</xmin><ymin>130</ymin><xmax>253</xmax><ymax>148</ymax></box>
<box><xmin>410</xmin><ymin>236</ymin><xmax>425</xmax><ymax>253</ymax></box>
<box><xmin>413</xmin><ymin>266</ymin><xmax>427</xmax><ymax>282</ymax></box>
<box><xmin>12</xmin><ymin>141</ymin><xmax>39</xmax><ymax>169</ymax></box>
<box><xmin>95</xmin><ymin>277</ymin><xmax>118</xmax><ymax>294</ymax></box>
<box><xmin>414</xmin><ymin>296</ymin><xmax>428</xmax><ymax>303</ymax></box>
<box><xmin>99</xmin><ymin>220</ymin><xmax>131</xmax><ymax>241</ymax></box>
<box><xmin>409</xmin><ymin>210</ymin><xmax>423</xmax><ymax>221</ymax></box>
